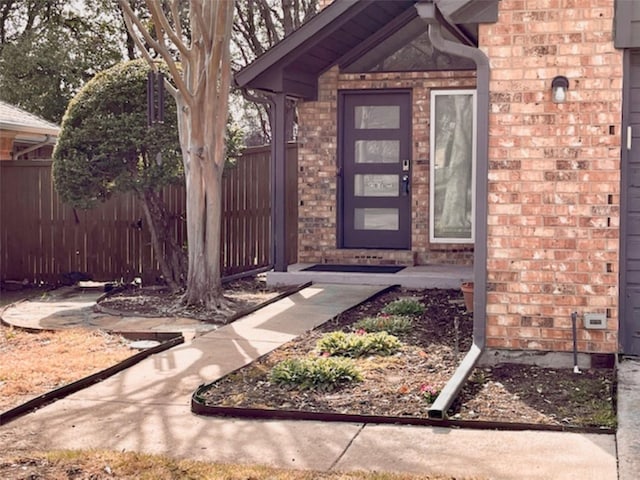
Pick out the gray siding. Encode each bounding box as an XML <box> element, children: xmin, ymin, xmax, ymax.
<box><xmin>621</xmin><ymin>50</ymin><xmax>640</xmax><ymax>355</ymax></box>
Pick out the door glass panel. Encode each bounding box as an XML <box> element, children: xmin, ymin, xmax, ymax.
<box><xmin>354</xmin><ymin>208</ymin><xmax>399</xmax><ymax>230</ymax></box>
<box><xmin>355</xmin><ymin>105</ymin><xmax>400</xmax><ymax>129</ymax></box>
<box><xmin>355</xmin><ymin>140</ymin><xmax>400</xmax><ymax>163</ymax></box>
<box><xmin>354</xmin><ymin>174</ymin><xmax>399</xmax><ymax>197</ymax></box>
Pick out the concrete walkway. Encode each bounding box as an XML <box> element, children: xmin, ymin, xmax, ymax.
<box><xmin>0</xmin><ymin>284</ymin><xmax>621</xmax><ymax>479</ymax></box>
<box><xmin>0</xmin><ymin>285</ymin><xmax>221</xmax><ymax>339</ymax></box>
<box><xmin>617</xmin><ymin>357</ymin><xmax>640</xmax><ymax>480</ymax></box>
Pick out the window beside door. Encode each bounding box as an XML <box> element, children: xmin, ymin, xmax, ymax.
<box><xmin>429</xmin><ymin>89</ymin><xmax>476</xmax><ymax>243</ymax></box>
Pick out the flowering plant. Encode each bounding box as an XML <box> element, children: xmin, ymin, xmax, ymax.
<box><xmin>420</xmin><ymin>384</ymin><xmax>440</xmax><ymax>403</ymax></box>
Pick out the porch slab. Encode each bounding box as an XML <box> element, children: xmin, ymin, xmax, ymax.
<box><xmin>266</xmin><ymin>263</ymin><xmax>473</xmax><ymax>289</ymax></box>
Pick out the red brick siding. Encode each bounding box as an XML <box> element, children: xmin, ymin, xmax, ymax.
<box><xmin>480</xmin><ymin>0</ymin><xmax>621</xmax><ymax>353</ymax></box>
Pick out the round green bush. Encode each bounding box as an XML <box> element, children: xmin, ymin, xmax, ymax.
<box><xmin>53</xmin><ymin>59</ymin><xmax>182</xmax><ymax>209</ymax></box>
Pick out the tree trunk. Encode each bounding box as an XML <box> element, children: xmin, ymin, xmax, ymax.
<box><xmin>178</xmin><ymin>94</ymin><xmax>228</xmax><ymax>309</ymax></box>
<box><xmin>118</xmin><ymin>0</ymin><xmax>235</xmax><ymax>310</ymax></box>
<box><xmin>138</xmin><ymin>188</ymin><xmax>187</xmax><ymax>291</ymax></box>
<box><xmin>181</xmin><ymin>162</ymin><xmax>225</xmax><ymax>308</ymax></box>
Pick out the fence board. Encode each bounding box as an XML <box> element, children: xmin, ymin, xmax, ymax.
<box><xmin>0</xmin><ymin>144</ymin><xmax>297</xmax><ymax>284</ymax></box>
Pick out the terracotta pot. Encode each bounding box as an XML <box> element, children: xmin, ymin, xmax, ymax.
<box><xmin>461</xmin><ymin>282</ymin><xmax>474</xmax><ymax>313</ymax></box>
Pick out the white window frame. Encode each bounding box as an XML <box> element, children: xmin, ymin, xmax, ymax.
<box><xmin>429</xmin><ymin>89</ymin><xmax>476</xmax><ymax>244</ymax></box>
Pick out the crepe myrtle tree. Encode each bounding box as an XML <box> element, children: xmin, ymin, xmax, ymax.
<box><xmin>53</xmin><ymin>59</ymin><xmax>187</xmax><ymax>290</ymax></box>
<box><xmin>118</xmin><ymin>0</ymin><xmax>235</xmax><ymax>310</ymax></box>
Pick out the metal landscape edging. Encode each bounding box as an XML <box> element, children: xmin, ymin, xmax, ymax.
<box><xmin>190</xmin><ymin>392</ymin><xmax>615</xmax><ymax>435</ymax></box>
<box><xmin>0</xmin><ymin>332</ymin><xmax>184</xmax><ymax>426</ymax></box>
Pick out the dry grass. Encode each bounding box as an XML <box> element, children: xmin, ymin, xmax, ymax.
<box><xmin>0</xmin><ymin>450</ymin><xmax>481</xmax><ymax>480</ymax></box>
<box><xmin>1</xmin><ymin>286</ymin><xmax>135</xmax><ymax>412</ymax></box>
<box><xmin>0</xmin><ymin>324</ymin><xmax>133</xmax><ymax>412</ymax></box>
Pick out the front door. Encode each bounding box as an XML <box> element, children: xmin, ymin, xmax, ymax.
<box><xmin>622</xmin><ymin>51</ymin><xmax>640</xmax><ymax>355</ymax></box>
<box><xmin>340</xmin><ymin>91</ymin><xmax>411</xmax><ymax>249</ymax></box>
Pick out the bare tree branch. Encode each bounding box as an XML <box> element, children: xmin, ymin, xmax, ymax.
<box><xmin>169</xmin><ymin>0</ymin><xmax>183</xmax><ymax>42</ymax></box>
<box><xmin>120</xmin><ymin>7</ymin><xmax>156</xmax><ymax>66</ymax></box>
<box><xmin>146</xmin><ymin>0</ymin><xmax>191</xmax><ymax>59</ymax></box>
<box><xmin>191</xmin><ymin>0</ymin><xmax>211</xmax><ymax>51</ymax></box>
<box><xmin>118</xmin><ymin>0</ymin><xmax>191</xmax><ymax>104</ymax></box>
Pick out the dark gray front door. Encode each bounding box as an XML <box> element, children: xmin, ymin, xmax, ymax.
<box><xmin>340</xmin><ymin>91</ymin><xmax>411</xmax><ymax>249</ymax></box>
<box><xmin>622</xmin><ymin>51</ymin><xmax>640</xmax><ymax>355</ymax></box>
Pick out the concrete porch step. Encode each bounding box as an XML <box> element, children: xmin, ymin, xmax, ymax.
<box><xmin>266</xmin><ymin>263</ymin><xmax>473</xmax><ymax>289</ymax></box>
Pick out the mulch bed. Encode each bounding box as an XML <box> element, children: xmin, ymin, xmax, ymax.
<box><xmin>193</xmin><ymin>287</ymin><xmax>616</xmax><ymax>430</ymax></box>
<box><xmin>97</xmin><ymin>276</ymin><xmax>292</xmax><ymax>322</ymax></box>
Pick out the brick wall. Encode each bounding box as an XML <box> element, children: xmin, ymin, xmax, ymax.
<box><xmin>297</xmin><ymin>67</ymin><xmax>477</xmax><ymax>265</ymax></box>
<box><xmin>480</xmin><ymin>0</ymin><xmax>622</xmax><ymax>353</ymax></box>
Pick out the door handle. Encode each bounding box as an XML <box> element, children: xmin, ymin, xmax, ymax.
<box><xmin>401</xmin><ymin>174</ymin><xmax>410</xmax><ymax>195</ymax></box>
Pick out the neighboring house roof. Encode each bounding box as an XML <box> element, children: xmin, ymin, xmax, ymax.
<box><xmin>0</xmin><ymin>100</ymin><xmax>60</xmax><ymax>142</ymax></box>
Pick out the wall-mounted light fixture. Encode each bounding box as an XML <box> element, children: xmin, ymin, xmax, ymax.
<box><xmin>551</xmin><ymin>75</ymin><xmax>569</xmax><ymax>104</ymax></box>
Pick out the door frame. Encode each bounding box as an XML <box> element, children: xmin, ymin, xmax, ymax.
<box><xmin>337</xmin><ymin>88</ymin><xmax>413</xmax><ymax>250</ymax></box>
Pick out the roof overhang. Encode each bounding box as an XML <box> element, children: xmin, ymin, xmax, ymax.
<box><xmin>234</xmin><ymin>0</ymin><xmax>499</xmax><ymax>100</ymax></box>
<box><xmin>0</xmin><ymin>121</ymin><xmax>60</xmax><ymax>138</ymax></box>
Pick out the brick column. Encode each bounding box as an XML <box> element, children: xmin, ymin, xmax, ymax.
<box><xmin>0</xmin><ymin>132</ymin><xmax>15</xmax><ymax>160</ymax></box>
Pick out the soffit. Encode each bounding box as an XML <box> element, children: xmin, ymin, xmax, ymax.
<box><xmin>235</xmin><ymin>0</ymin><xmax>498</xmax><ymax>100</ymax></box>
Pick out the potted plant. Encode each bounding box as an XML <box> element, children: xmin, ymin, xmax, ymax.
<box><xmin>461</xmin><ymin>282</ymin><xmax>474</xmax><ymax>312</ymax></box>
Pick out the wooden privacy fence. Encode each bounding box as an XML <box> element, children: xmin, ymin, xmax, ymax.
<box><xmin>0</xmin><ymin>144</ymin><xmax>298</xmax><ymax>284</ymax></box>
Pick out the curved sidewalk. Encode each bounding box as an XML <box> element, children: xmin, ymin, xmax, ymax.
<box><xmin>0</xmin><ymin>283</ymin><xmax>619</xmax><ymax>480</ymax></box>
<box><xmin>0</xmin><ymin>285</ymin><xmax>220</xmax><ymax>339</ymax></box>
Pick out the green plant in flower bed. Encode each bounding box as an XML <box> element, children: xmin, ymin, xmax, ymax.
<box><xmin>269</xmin><ymin>357</ymin><xmax>362</xmax><ymax>391</ymax></box>
<box><xmin>316</xmin><ymin>331</ymin><xmax>401</xmax><ymax>358</ymax></box>
<box><xmin>381</xmin><ymin>298</ymin><xmax>425</xmax><ymax>317</ymax></box>
<box><xmin>420</xmin><ymin>384</ymin><xmax>441</xmax><ymax>404</ymax></box>
<box><xmin>353</xmin><ymin>314</ymin><xmax>413</xmax><ymax>336</ymax></box>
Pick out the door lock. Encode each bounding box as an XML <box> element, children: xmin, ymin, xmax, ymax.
<box><xmin>401</xmin><ymin>174</ymin><xmax>410</xmax><ymax>195</ymax></box>
<box><xmin>402</xmin><ymin>159</ymin><xmax>410</xmax><ymax>171</ymax></box>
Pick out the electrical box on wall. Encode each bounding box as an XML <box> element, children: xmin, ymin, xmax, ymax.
<box><xmin>584</xmin><ymin>313</ymin><xmax>607</xmax><ymax>330</ymax></box>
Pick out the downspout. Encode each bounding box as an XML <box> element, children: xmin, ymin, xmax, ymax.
<box><xmin>419</xmin><ymin>7</ymin><xmax>490</xmax><ymax>419</ymax></box>
<box><xmin>14</xmin><ymin>135</ymin><xmax>54</xmax><ymax>160</ymax></box>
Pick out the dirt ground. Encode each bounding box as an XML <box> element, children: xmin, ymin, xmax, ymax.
<box><xmin>97</xmin><ymin>276</ymin><xmax>289</xmax><ymax>322</ymax></box>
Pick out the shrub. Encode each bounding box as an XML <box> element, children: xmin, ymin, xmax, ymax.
<box><xmin>353</xmin><ymin>315</ymin><xmax>413</xmax><ymax>335</ymax></box>
<box><xmin>381</xmin><ymin>298</ymin><xmax>425</xmax><ymax>317</ymax></box>
<box><xmin>269</xmin><ymin>357</ymin><xmax>362</xmax><ymax>391</ymax></box>
<box><xmin>317</xmin><ymin>331</ymin><xmax>401</xmax><ymax>358</ymax></box>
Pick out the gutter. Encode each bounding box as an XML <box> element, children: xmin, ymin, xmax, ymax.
<box><xmin>13</xmin><ymin>135</ymin><xmax>55</xmax><ymax>160</ymax></box>
<box><xmin>417</xmin><ymin>2</ymin><xmax>491</xmax><ymax>419</ymax></box>
<box><xmin>0</xmin><ymin>122</ymin><xmax>60</xmax><ymax>137</ymax></box>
